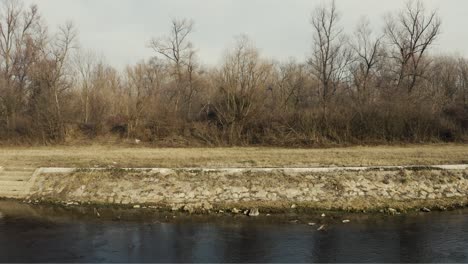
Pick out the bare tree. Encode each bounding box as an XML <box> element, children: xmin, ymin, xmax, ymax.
<box><xmin>90</xmin><ymin>62</ymin><xmax>123</xmax><ymax>131</ymax></box>
<box><xmin>0</xmin><ymin>0</ymin><xmax>44</xmax><ymax>132</ymax></box>
<box><xmin>277</xmin><ymin>60</ymin><xmax>309</xmax><ymax>110</ymax></box>
<box><xmin>124</xmin><ymin>58</ymin><xmax>167</xmax><ymax>137</ymax></box>
<box><xmin>350</xmin><ymin>17</ymin><xmax>384</xmax><ymax>104</ymax></box>
<box><xmin>385</xmin><ymin>0</ymin><xmax>441</xmax><ymax>93</ymax></box>
<box><xmin>458</xmin><ymin>58</ymin><xmax>468</xmax><ymax>105</ymax></box>
<box><xmin>150</xmin><ymin>18</ymin><xmax>196</xmax><ymax>116</ymax></box>
<box><xmin>74</xmin><ymin>49</ymin><xmax>99</xmax><ymax>123</ymax></box>
<box><xmin>214</xmin><ymin>35</ymin><xmax>273</xmax><ymax>143</ymax></box>
<box><xmin>29</xmin><ymin>21</ymin><xmax>77</xmax><ymax>141</ymax></box>
<box><xmin>308</xmin><ymin>0</ymin><xmax>352</xmax><ymax>104</ymax></box>
<box><xmin>51</xmin><ymin>22</ymin><xmax>77</xmax><ymax>139</ymax></box>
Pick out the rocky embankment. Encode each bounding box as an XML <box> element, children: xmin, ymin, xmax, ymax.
<box><xmin>27</xmin><ymin>166</ymin><xmax>468</xmax><ymax>214</ymax></box>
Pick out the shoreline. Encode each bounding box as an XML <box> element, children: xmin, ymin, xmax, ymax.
<box><xmin>12</xmin><ymin>165</ymin><xmax>467</xmax><ymax>215</ymax></box>
<box><xmin>3</xmin><ymin>197</ymin><xmax>468</xmax><ymax>220</ymax></box>
<box><xmin>15</xmin><ymin>196</ymin><xmax>468</xmax><ymax>215</ymax></box>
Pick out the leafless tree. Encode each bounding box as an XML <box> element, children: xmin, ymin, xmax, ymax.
<box><xmin>150</xmin><ymin>18</ymin><xmax>196</xmax><ymax>116</ymax></box>
<box><xmin>458</xmin><ymin>58</ymin><xmax>468</xmax><ymax>105</ymax></box>
<box><xmin>350</xmin><ymin>17</ymin><xmax>384</xmax><ymax>104</ymax></box>
<box><xmin>308</xmin><ymin>0</ymin><xmax>353</xmax><ymax>104</ymax></box>
<box><xmin>74</xmin><ymin>49</ymin><xmax>99</xmax><ymax>123</ymax></box>
<box><xmin>277</xmin><ymin>60</ymin><xmax>309</xmax><ymax>110</ymax></box>
<box><xmin>214</xmin><ymin>35</ymin><xmax>273</xmax><ymax>143</ymax></box>
<box><xmin>385</xmin><ymin>0</ymin><xmax>441</xmax><ymax>93</ymax></box>
<box><xmin>0</xmin><ymin>0</ymin><xmax>466</xmax><ymax>146</ymax></box>
<box><xmin>28</xmin><ymin>21</ymin><xmax>77</xmax><ymax>141</ymax></box>
<box><xmin>124</xmin><ymin>58</ymin><xmax>168</xmax><ymax>137</ymax></box>
<box><xmin>0</xmin><ymin>0</ymin><xmax>44</xmax><ymax>132</ymax></box>
<box><xmin>50</xmin><ymin>22</ymin><xmax>77</xmax><ymax>139</ymax></box>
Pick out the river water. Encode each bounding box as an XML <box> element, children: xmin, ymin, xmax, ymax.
<box><xmin>1</xmin><ymin>200</ymin><xmax>468</xmax><ymax>262</ymax></box>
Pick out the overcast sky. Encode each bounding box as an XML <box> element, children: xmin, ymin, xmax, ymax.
<box><xmin>23</xmin><ymin>0</ymin><xmax>468</xmax><ymax>69</ymax></box>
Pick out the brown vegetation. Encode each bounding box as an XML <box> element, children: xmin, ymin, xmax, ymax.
<box><xmin>0</xmin><ymin>0</ymin><xmax>467</xmax><ymax>146</ymax></box>
<box><xmin>0</xmin><ymin>144</ymin><xmax>467</xmax><ymax>168</ymax></box>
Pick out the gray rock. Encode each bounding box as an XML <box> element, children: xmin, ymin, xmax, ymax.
<box><xmin>183</xmin><ymin>204</ymin><xmax>195</xmax><ymax>214</ymax></box>
<box><xmin>231</xmin><ymin>208</ymin><xmax>240</xmax><ymax>214</ymax></box>
<box><xmin>317</xmin><ymin>224</ymin><xmax>326</xmax><ymax>231</ymax></box>
<box><xmin>437</xmin><ymin>205</ymin><xmax>447</xmax><ymax>211</ymax></box>
<box><xmin>256</xmin><ymin>190</ymin><xmax>268</xmax><ymax>198</ymax></box>
<box><xmin>248</xmin><ymin>208</ymin><xmax>260</xmax><ymax>217</ymax></box>
<box><xmin>202</xmin><ymin>202</ymin><xmax>213</xmax><ymax>211</ymax></box>
<box><xmin>94</xmin><ymin>208</ymin><xmax>100</xmax><ymax>218</ymax></box>
<box><xmin>291</xmin><ymin>204</ymin><xmax>297</xmax><ymax>209</ymax></box>
<box><xmin>133</xmin><ymin>205</ymin><xmax>141</xmax><ymax>209</ymax></box>
<box><xmin>342</xmin><ymin>219</ymin><xmax>350</xmax><ymax>223</ymax></box>
<box><xmin>171</xmin><ymin>205</ymin><xmax>182</xmax><ymax>211</ymax></box>
<box><xmin>421</xmin><ymin>207</ymin><xmax>431</xmax><ymax>212</ymax></box>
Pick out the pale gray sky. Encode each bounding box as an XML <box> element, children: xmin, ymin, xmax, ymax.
<box><xmin>23</xmin><ymin>0</ymin><xmax>468</xmax><ymax>69</ymax></box>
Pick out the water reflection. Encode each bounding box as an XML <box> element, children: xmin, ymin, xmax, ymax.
<box><xmin>1</xmin><ymin>203</ymin><xmax>468</xmax><ymax>262</ymax></box>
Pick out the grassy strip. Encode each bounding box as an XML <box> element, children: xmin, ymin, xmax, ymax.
<box><xmin>1</xmin><ymin>144</ymin><xmax>467</xmax><ymax>168</ymax></box>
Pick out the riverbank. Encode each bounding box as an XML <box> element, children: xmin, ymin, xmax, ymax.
<box><xmin>2</xmin><ymin>145</ymin><xmax>468</xmax><ymax>214</ymax></box>
<box><xmin>24</xmin><ymin>165</ymin><xmax>468</xmax><ymax>214</ymax></box>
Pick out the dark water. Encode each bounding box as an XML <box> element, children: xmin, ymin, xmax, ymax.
<box><xmin>1</xmin><ymin>201</ymin><xmax>468</xmax><ymax>262</ymax></box>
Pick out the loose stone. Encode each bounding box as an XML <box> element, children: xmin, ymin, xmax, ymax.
<box><xmin>24</xmin><ymin>166</ymin><xmax>468</xmax><ymax>214</ymax></box>
<box><xmin>202</xmin><ymin>202</ymin><xmax>213</xmax><ymax>211</ymax></box>
<box><xmin>317</xmin><ymin>225</ymin><xmax>326</xmax><ymax>231</ymax></box>
<box><xmin>248</xmin><ymin>208</ymin><xmax>260</xmax><ymax>217</ymax></box>
<box><xmin>421</xmin><ymin>207</ymin><xmax>431</xmax><ymax>212</ymax></box>
<box><xmin>308</xmin><ymin>222</ymin><xmax>316</xmax><ymax>226</ymax></box>
<box><xmin>342</xmin><ymin>219</ymin><xmax>350</xmax><ymax>223</ymax></box>
<box><xmin>183</xmin><ymin>204</ymin><xmax>195</xmax><ymax>214</ymax></box>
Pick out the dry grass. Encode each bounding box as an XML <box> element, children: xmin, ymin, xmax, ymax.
<box><xmin>0</xmin><ymin>144</ymin><xmax>467</xmax><ymax>168</ymax></box>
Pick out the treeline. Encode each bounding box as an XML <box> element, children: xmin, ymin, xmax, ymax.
<box><xmin>0</xmin><ymin>0</ymin><xmax>467</xmax><ymax>146</ymax></box>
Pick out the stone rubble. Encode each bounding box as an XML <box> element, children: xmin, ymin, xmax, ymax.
<box><xmin>248</xmin><ymin>208</ymin><xmax>260</xmax><ymax>217</ymax></box>
<box><xmin>27</xmin><ymin>167</ymin><xmax>468</xmax><ymax>212</ymax></box>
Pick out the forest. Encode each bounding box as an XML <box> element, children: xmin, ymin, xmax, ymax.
<box><xmin>0</xmin><ymin>0</ymin><xmax>467</xmax><ymax>146</ymax></box>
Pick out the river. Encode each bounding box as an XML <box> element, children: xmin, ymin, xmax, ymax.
<box><xmin>0</xmin><ymin>200</ymin><xmax>467</xmax><ymax>262</ymax></box>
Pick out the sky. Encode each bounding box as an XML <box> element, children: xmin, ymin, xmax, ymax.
<box><xmin>22</xmin><ymin>0</ymin><xmax>468</xmax><ymax>69</ymax></box>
